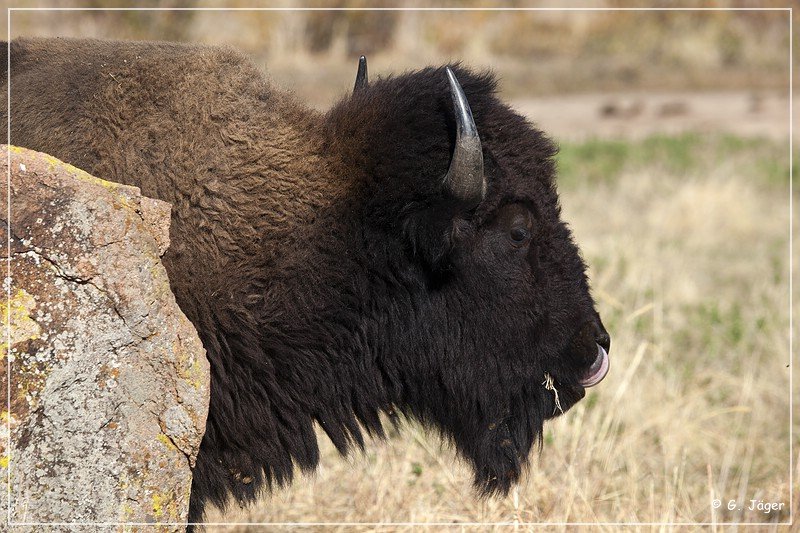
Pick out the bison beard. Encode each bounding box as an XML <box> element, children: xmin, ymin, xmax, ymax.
<box><xmin>3</xmin><ymin>37</ymin><xmax>610</xmax><ymax>524</ymax></box>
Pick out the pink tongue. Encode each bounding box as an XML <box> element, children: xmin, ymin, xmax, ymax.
<box><xmin>579</xmin><ymin>344</ymin><xmax>609</xmax><ymax>387</ymax></box>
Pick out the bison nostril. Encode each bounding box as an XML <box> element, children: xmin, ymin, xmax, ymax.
<box><xmin>596</xmin><ymin>330</ymin><xmax>611</xmax><ymax>353</ymax></box>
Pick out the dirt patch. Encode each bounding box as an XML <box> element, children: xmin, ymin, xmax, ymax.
<box><xmin>512</xmin><ymin>90</ymin><xmax>791</xmax><ymax>142</ymax></box>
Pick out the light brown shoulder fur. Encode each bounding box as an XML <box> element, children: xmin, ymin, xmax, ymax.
<box><xmin>4</xmin><ymin>37</ymin><xmax>353</xmax><ymax>307</ymax></box>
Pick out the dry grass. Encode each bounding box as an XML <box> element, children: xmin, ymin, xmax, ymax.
<box><xmin>204</xmin><ymin>134</ymin><xmax>796</xmax><ymax>530</ymax></box>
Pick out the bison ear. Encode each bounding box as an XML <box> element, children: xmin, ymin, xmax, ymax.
<box><xmin>325</xmin><ymin>64</ymin><xmax>498</xmax><ymax>269</ymax></box>
<box><xmin>401</xmin><ymin>197</ymin><xmax>469</xmax><ymax>272</ymax></box>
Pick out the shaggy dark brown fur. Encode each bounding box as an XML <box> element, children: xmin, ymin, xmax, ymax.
<box><xmin>3</xmin><ymin>37</ymin><xmax>610</xmax><ymax>525</ymax></box>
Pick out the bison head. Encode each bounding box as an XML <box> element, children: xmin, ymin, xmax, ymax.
<box><xmin>323</xmin><ymin>61</ymin><xmax>610</xmax><ymax>495</ymax></box>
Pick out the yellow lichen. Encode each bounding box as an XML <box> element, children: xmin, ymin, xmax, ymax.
<box><xmin>0</xmin><ymin>454</ymin><xmax>9</xmax><ymax>468</ymax></box>
<box><xmin>187</xmin><ymin>356</ymin><xmax>206</xmax><ymax>390</ymax></box>
<box><xmin>175</xmin><ymin>339</ymin><xmax>208</xmax><ymax>391</ymax></box>
<box><xmin>9</xmin><ymin>145</ymin><xmax>136</xmax><ymax>208</ymax></box>
<box><xmin>157</xmin><ymin>433</ymin><xmax>177</xmax><ymax>450</ymax></box>
<box><xmin>0</xmin><ymin>288</ymin><xmax>41</xmax><ymax>360</ymax></box>
<box><xmin>151</xmin><ymin>490</ymin><xmax>180</xmax><ymax>520</ymax></box>
<box><xmin>151</xmin><ymin>492</ymin><xmax>165</xmax><ymax>517</ymax></box>
<box><xmin>120</xmin><ymin>501</ymin><xmax>136</xmax><ymax>521</ymax></box>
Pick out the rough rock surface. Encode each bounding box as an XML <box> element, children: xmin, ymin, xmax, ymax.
<box><xmin>0</xmin><ymin>146</ymin><xmax>210</xmax><ymax>529</ymax></box>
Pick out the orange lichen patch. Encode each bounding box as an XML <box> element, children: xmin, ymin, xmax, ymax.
<box><xmin>96</xmin><ymin>364</ymin><xmax>121</xmax><ymax>390</ymax></box>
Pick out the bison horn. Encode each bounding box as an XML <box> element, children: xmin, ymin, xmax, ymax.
<box><xmin>354</xmin><ymin>55</ymin><xmax>368</xmax><ymax>92</ymax></box>
<box><xmin>443</xmin><ymin>67</ymin><xmax>486</xmax><ymax>206</ymax></box>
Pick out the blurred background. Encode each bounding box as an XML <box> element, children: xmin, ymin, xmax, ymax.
<box><xmin>8</xmin><ymin>1</ymin><xmax>798</xmax><ymax>528</ymax></box>
<box><xmin>7</xmin><ymin>1</ymin><xmax>797</xmax><ymax>132</ymax></box>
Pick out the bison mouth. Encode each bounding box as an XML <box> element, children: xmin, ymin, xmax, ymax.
<box><xmin>579</xmin><ymin>343</ymin><xmax>610</xmax><ymax>387</ymax></box>
<box><xmin>539</xmin><ymin>342</ymin><xmax>609</xmax><ymax>419</ymax></box>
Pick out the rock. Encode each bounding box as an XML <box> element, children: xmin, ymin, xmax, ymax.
<box><xmin>0</xmin><ymin>146</ymin><xmax>210</xmax><ymax>529</ymax></box>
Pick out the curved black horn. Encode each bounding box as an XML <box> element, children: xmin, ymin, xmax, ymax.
<box><xmin>443</xmin><ymin>67</ymin><xmax>485</xmax><ymax>206</ymax></box>
<box><xmin>354</xmin><ymin>55</ymin><xmax>368</xmax><ymax>92</ymax></box>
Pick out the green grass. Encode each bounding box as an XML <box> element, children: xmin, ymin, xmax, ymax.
<box><xmin>556</xmin><ymin>133</ymin><xmax>796</xmax><ymax>188</ymax></box>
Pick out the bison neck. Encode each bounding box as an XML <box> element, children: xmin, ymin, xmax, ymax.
<box><xmin>157</xmin><ymin>125</ymin><xmax>393</xmax><ymax>517</ymax></box>
<box><xmin>182</xmin><ymin>163</ymin><xmax>395</xmax><ymax>516</ymax></box>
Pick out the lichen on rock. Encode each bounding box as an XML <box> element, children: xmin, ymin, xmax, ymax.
<box><xmin>0</xmin><ymin>146</ymin><xmax>210</xmax><ymax>529</ymax></box>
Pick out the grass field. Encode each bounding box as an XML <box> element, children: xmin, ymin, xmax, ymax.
<box><xmin>207</xmin><ymin>133</ymin><xmax>797</xmax><ymax>530</ymax></box>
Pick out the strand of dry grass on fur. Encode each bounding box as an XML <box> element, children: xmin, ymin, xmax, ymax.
<box><xmin>542</xmin><ymin>373</ymin><xmax>563</xmax><ymax>415</ymax></box>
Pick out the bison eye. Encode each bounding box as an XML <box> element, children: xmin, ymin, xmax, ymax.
<box><xmin>509</xmin><ymin>225</ymin><xmax>530</xmax><ymax>244</ymax></box>
<box><xmin>502</xmin><ymin>206</ymin><xmax>533</xmax><ymax>247</ymax></box>
<box><xmin>492</xmin><ymin>203</ymin><xmax>534</xmax><ymax>248</ymax></box>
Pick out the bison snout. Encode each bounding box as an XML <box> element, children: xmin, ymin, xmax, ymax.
<box><xmin>579</xmin><ymin>344</ymin><xmax>610</xmax><ymax>387</ymax></box>
<box><xmin>569</xmin><ymin>320</ymin><xmax>611</xmax><ymax>388</ymax></box>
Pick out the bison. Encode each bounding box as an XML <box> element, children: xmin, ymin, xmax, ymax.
<box><xmin>2</xmin><ymin>37</ymin><xmax>610</xmax><ymax>524</ymax></box>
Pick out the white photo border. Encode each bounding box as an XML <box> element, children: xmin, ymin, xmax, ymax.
<box><xmin>4</xmin><ymin>5</ymin><xmax>794</xmax><ymax>528</ymax></box>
